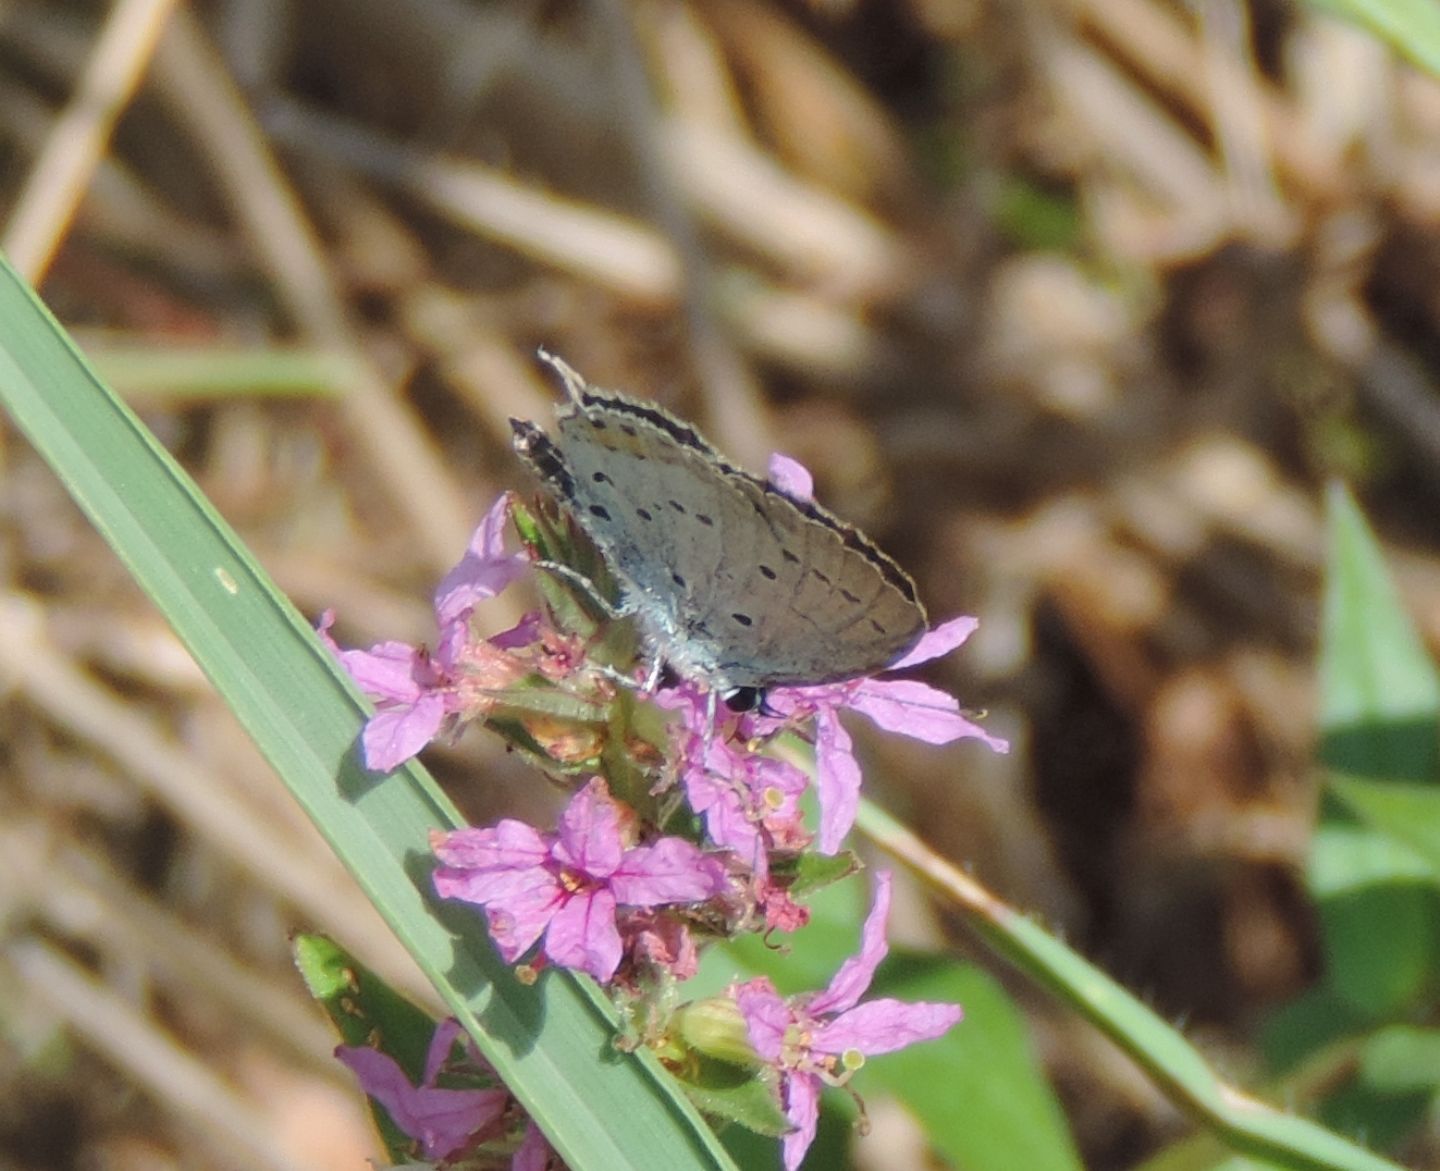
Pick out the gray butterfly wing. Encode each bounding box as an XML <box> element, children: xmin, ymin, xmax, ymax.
<box><xmin>514</xmin><ymin>385</ymin><xmax>926</xmax><ymax>690</ymax></box>
<box><xmin>715</xmin><ymin>472</ymin><xmax>927</xmax><ymax>687</ymax></box>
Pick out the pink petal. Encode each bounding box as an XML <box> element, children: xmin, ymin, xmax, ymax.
<box><xmin>434</xmin><ymin>865</ymin><xmax>562</xmax><ymax>963</ymax></box>
<box><xmin>812</xmin><ymin>871</ymin><xmax>891</xmax><ymax>1014</ymax></box>
<box><xmin>335</xmin><ymin>1044</ymin><xmax>412</xmax><ymax>1104</ymax></box>
<box><xmin>431</xmin><ymin>821</ymin><xmax>550</xmax><ymax>871</ymax></box>
<box><xmin>780</xmin><ymin>1071</ymin><xmax>822</xmax><ymax>1171</ymax></box>
<box><xmin>431</xmin><ymin>823</ymin><xmax>564</xmax><ymax>961</ymax></box>
<box><xmin>610</xmin><ymin>838</ymin><xmax>726</xmax><ymax>906</ymax></box>
<box><xmin>434</xmin><ymin>611</ymin><xmax>472</xmax><ymax>668</ymax></box>
<box><xmin>733</xmin><ymin>978</ymin><xmax>791</xmax><ymax>1062</ymax></box>
<box><xmin>434</xmin><ymin>494</ymin><xmax>529</xmax><ymax>626</ymax></box>
<box><xmin>512</xmin><ymin>1122</ymin><xmax>554</xmax><ymax>1171</ymax></box>
<box><xmin>489</xmin><ymin>610</ymin><xmax>545</xmax><ymax>650</ymax></box>
<box><xmin>342</xmin><ymin>640</ymin><xmax>429</xmax><ymax>702</ymax></box>
<box><xmin>812</xmin><ymin>998</ymin><xmax>962</xmax><ymax>1056</ymax></box>
<box><xmin>814</xmin><ymin>708</ymin><xmax>863</xmax><ymax>855</ymax></box>
<box><xmin>422</xmin><ymin>1018</ymin><xmax>467</xmax><ymax>1082</ymax></box>
<box><xmin>482</xmin><ymin>878</ymin><xmax>566</xmax><ymax>962</ymax></box>
<box><xmin>544</xmin><ymin>886</ymin><xmax>623</xmax><ymax>982</ymax></box>
<box><xmin>315</xmin><ymin>610</ymin><xmax>349</xmax><ymax>660</ymax></box>
<box><xmin>362</xmin><ymin>693</ymin><xmax>447</xmax><ymax>771</ymax></box>
<box><xmin>704</xmin><ymin>793</ymin><xmax>767</xmax><ymax>870</ymax></box>
<box><xmin>888</xmin><ymin>615</ymin><xmax>978</xmax><ymax>670</ymax></box>
<box><xmin>551</xmin><ymin>779</ymin><xmax>625</xmax><ymax>879</ymax></box>
<box><xmin>846</xmin><ymin>678</ymin><xmax>1009</xmax><ymax>751</ymax></box>
<box><xmin>767</xmin><ymin>453</ymin><xmax>814</xmax><ymax>500</ymax></box>
<box><xmin>433</xmin><ymin>852</ymin><xmax>558</xmax><ymax>913</ymax></box>
<box><xmin>335</xmin><ymin>1044</ymin><xmax>507</xmax><ymax>1160</ymax></box>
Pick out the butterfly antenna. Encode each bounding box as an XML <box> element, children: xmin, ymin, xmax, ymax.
<box><xmin>536</xmin><ymin>348</ymin><xmax>588</xmax><ymax>405</ymax></box>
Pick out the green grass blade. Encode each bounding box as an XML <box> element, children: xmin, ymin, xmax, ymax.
<box><xmin>0</xmin><ymin>254</ymin><xmax>735</xmax><ymax>1171</ymax></box>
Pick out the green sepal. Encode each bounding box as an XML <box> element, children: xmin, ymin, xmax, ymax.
<box><xmin>677</xmin><ymin>1059</ymin><xmax>792</xmax><ymax>1139</ymax></box>
<box><xmin>778</xmin><ymin>849</ymin><xmax>861</xmax><ymax>898</ymax></box>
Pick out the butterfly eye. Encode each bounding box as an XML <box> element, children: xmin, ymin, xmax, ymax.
<box><xmin>722</xmin><ymin>686</ymin><xmax>764</xmax><ymax>713</ymax></box>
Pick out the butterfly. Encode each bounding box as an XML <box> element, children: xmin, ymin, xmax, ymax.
<box><xmin>511</xmin><ymin>354</ymin><xmax>927</xmax><ymax>704</ymax></box>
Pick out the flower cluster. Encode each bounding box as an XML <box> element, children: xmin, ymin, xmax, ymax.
<box><xmin>326</xmin><ymin>462</ymin><xmax>1007</xmax><ymax>1169</ymax></box>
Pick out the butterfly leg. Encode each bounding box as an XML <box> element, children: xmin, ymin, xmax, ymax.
<box><xmin>701</xmin><ymin>687</ymin><xmax>719</xmax><ymax>757</ymax></box>
<box><xmin>533</xmin><ymin>559</ymin><xmax>634</xmax><ymax>621</ymax></box>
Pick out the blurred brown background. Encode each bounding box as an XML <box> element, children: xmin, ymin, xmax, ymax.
<box><xmin>3</xmin><ymin>1</ymin><xmax>1439</xmax><ymax>1168</ymax></box>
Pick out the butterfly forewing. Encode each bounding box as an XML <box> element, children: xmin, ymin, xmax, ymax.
<box><xmin>513</xmin><ymin>374</ymin><xmax>928</xmax><ymax>691</ymax></box>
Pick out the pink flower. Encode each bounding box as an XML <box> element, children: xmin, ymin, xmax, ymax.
<box><xmin>324</xmin><ymin>494</ymin><xmax>610</xmax><ymax>772</ymax></box>
<box><xmin>432</xmin><ymin>778</ymin><xmax>728</xmax><ymax>983</ymax></box>
<box><xmin>732</xmin><ymin>871</ymin><xmax>962</xmax><ymax>1170</ymax></box>
<box><xmin>335</xmin><ymin>1018</ymin><xmax>509</xmax><ymax>1161</ymax></box>
<box><xmin>669</xmin><ymin>454</ymin><xmax>1010</xmax><ymax>856</ymax></box>
<box><xmin>760</xmin><ymin>615</ymin><xmax>1010</xmax><ymax>853</ymax></box>
<box><xmin>659</xmin><ymin>686</ymin><xmax>811</xmax><ymax>873</ymax></box>
<box><xmin>321</xmin><ymin>495</ymin><xmax>533</xmax><ymax>771</ymax></box>
<box><xmin>433</xmin><ymin>491</ymin><xmax>530</xmax><ymax>628</ymax></box>
<box><xmin>661</xmin><ymin>610</ymin><xmax>1008</xmax><ymax>859</ymax></box>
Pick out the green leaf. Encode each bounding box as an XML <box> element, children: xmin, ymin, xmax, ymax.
<box><xmin>780</xmin><ymin>849</ymin><xmax>861</xmax><ymax>898</ymax></box>
<box><xmin>1315</xmin><ymin>486</ymin><xmax>1440</xmax><ymax>1017</ymax></box>
<box><xmin>859</xmin><ymin>796</ymin><xmax>1409</xmax><ymax>1171</ymax></box>
<box><xmin>867</xmin><ymin>954</ymin><xmax>1084</xmax><ymax>1171</ymax></box>
<box><xmin>1302</xmin><ymin>0</ymin><xmax>1440</xmax><ymax>80</ymax></box>
<box><xmin>1319</xmin><ymin>484</ymin><xmax>1440</xmax><ymax>785</ymax></box>
<box><xmin>1327</xmin><ymin>778</ymin><xmax>1440</xmax><ymax>874</ymax></box>
<box><xmin>1358</xmin><ymin>1024</ymin><xmax>1440</xmax><ymax>1093</ymax></box>
<box><xmin>1261</xmin><ymin>983</ymin><xmax>1372</xmax><ymax>1074</ymax></box>
<box><xmin>295</xmin><ymin>934</ymin><xmax>436</xmax><ymax>1060</ymax></box>
<box><xmin>0</xmin><ymin>255</ymin><xmax>735</xmax><ymax>1171</ymax></box>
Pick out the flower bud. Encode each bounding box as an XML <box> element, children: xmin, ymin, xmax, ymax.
<box><xmin>672</xmin><ymin>997</ymin><xmax>762</xmax><ymax>1069</ymax></box>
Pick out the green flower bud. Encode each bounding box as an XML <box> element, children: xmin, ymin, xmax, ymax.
<box><xmin>673</xmin><ymin>998</ymin><xmax>763</xmax><ymax>1069</ymax></box>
